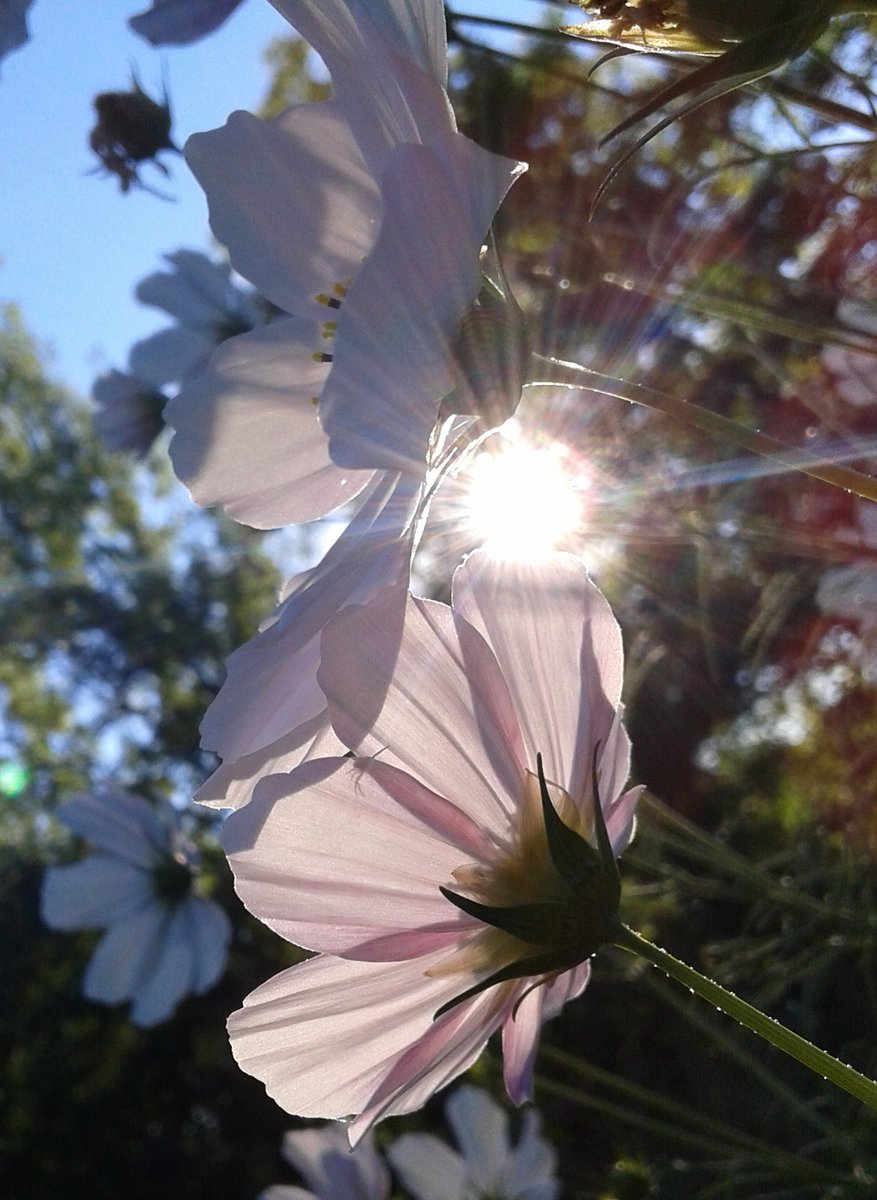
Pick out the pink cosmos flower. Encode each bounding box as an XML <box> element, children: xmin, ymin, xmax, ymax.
<box><xmin>165</xmin><ymin>1</ymin><xmax>524</xmax><ymax>803</ymax></box>
<box><xmin>222</xmin><ymin>551</ymin><xmax>640</xmax><ymax>1138</ymax></box>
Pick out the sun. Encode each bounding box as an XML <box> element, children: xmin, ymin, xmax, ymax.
<box><xmin>462</xmin><ymin>432</ymin><xmax>590</xmax><ymax>560</ymax></box>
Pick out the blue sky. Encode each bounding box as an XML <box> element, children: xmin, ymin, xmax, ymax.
<box><xmin>2</xmin><ymin>0</ymin><xmax>558</xmax><ymax>397</ymax></box>
<box><xmin>2</xmin><ymin>1</ymin><xmax>288</xmax><ymax>393</ymax></box>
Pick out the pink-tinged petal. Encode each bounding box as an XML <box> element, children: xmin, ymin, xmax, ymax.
<box><xmin>129</xmin><ymin>325</ymin><xmax>213</xmax><ymax>387</ymax></box>
<box><xmin>320</xmin><ymin>591</ymin><xmax>524</xmax><ymax>835</ymax></box>
<box><xmin>452</xmin><ymin>550</ymin><xmax>624</xmax><ymax>807</ymax></box>
<box><xmin>269</xmin><ymin>0</ymin><xmax>453</xmax><ymax>175</ymax></box>
<box><xmin>223</xmin><ymin>758</ymin><xmax>482</xmax><ymax>957</ymax></box>
<box><xmin>500</xmin><ymin>985</ymin><xmax>544</xmax><ymax>1106</ymax></box>
<box><xmin>320</xmin><ymin>135</ymin><xmax>525</xmax><ymax>473</ymax></box>
<box><xmin>281</xmin><ymin>1124</ymin><xmax>390</xmax><ymax>1200</ymax></box>
<box><xmin>56</xmin><ymin>789</ymin><xmax>169</xmax><ymax>866</ymax></box>
<box><xmin>40</xmin><ymin>857</ymin><xmax>152</xmax><ymax>930</ymax></box>
<box><xmin>82</xmin><ymin>903</ymin><xmax>168</xmax><ymax>1005</ymax></box>
<box><xmin>349</xmin><ymin>981</ymin><xmax>517</xmax><ymax>1141</ymax></box>
<box><xmin>167</xmin><ymin>320</ymin><xmax>370</xmax><ymax>529</ymax></box>
<box><xmin>185</xmin><ymin>896</ymin><xmax>232</xmax><ymax>992</ymax></box>
<box><xmin>445</xmin><ymin>1085</ymin><xmax>509</xmax><ymax>1189</ymax></box>
<box><xmin>387</xmin><ymin>1134</ymin><xmax>466</xmax><ymax>1200</ymax></box>
<box><xmin>129</xmin><ymin>905</ymin><xmax>197</xmax><ymax>1027</ymax></box>
<box><xmin>195</xmin><ymin>714</ymin><xmax>345</xmax><ymax>810</ymax></box>
<box><xmin>500</xmin><ymin>964</ymin><xmax>589</xmax><ymax>1105</ymax></box>
<box><xmin>130</xmin><ymin>0</ymin><xmax>243</xmax><ymax>45</ymax></box>
<box><xmin>228</xmin><ymin>950</ymin><xmax>504</xmax><ymax>1130</ymax></box>
<box><xmin>202</xmin><ymin>473</ymin><xmax>415</xmax><ymax>760</ymax></box>
<box><xmin>185</xmin><ymin>102</ymin><xmax>380</xmax><ymax>318</ymax></box>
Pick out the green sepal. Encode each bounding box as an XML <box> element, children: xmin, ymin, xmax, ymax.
<box><xmin>536</xmin><ymin>753</ymin><xmax>602</xmax><ymax>894</ymax></box>
<box><xmin>433</xmin><ymin>947</ymin><xmax>576</xmax><ymax>1020</ymax></box>
<box><xmin>440</xmin><ymin>885</ymin><xmax>572</xmax><ymax>948</ymax></box>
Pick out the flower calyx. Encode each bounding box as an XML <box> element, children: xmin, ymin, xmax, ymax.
<box><xmin>436</xmin><ymin>753</ymin><xmax>623</xmax><ymax>1017</ymax></box>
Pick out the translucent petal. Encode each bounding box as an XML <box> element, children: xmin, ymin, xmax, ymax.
<box><xmin>40</xmin><ymin>857</ymin><xmax>152</xmax><ymax>930</ymax></box>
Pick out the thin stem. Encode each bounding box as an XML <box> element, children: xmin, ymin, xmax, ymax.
<box><xmin>614</xmin><ymin>923</ymin><xmax>877</xmax><ymax>1111</ymax></box>
<box><xmin>528</xmin><ymin>354</ymin><xmax>877</xmax><ymax>503</ymax></box>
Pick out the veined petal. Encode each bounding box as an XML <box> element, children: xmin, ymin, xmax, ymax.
<box><xmin>56</xmin><ymin>789</ymin><xmax>169</xmax><ymax>866</ymax></box>
<box><xmin>185</xmin><ymin>102</ymin><xmax>380</xmax><ymax>318</ymax></box>
<box><xmin>227</xmin><ymin>950</ymin><xmax>511</xmax><ymax>1134</ymax></box>
<box><xmin>269</xmin><ymin>0</ymin><xmax>453</xmax><ymax>176</ymax></box>
<box><xmin>201</xmin><ymin>472</ymin><xmax>415</xmax><ymax>760</ymax></box>
<box><xmin>319</xmin><ymin>134</ymin><xmax>525</xmax><ymax>473</ymax></box>
<box><xmin>83</xmin><ymin>902</ymin><xmax>168</xmax><ymax>1005</ymax></box>
<box><xmin>320</xmin><ymin>591</ymin><xmax>524</xmax><ymax>834</ymax></box>
<box><xmin>452</xmin><ymin>550</ymin><xmax>624</xmax><ymax>809</ymax></box>
<box><xmin>195</xmin><ymin>714</ymin><xmax>345</xmax><ymax>810</ymax></box>
<box><xmin>40</xmin><ymin>857</ymin><xmax>152</xmax><ymax>930</ymax></box>
<box><xmin>223</xmin><ymin>757</ymin><xmax>490</xmax><ymax>957</ymax></box>
<box><xmin>166</xmin><ymin>319</ymin><xmax>371</xmax><ymax>529</ymax></box>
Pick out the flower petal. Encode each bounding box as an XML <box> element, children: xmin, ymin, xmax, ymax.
<box><xmin>452</xmin><ymin>550</ymin><xmax>624</xmax><ymax>808</ymax></box>
<box><xmin>128</xmin><ymin>904</ymin><xmax>197</xmax><ymax>1027</ymax></box>
<box><xmin>386</xmin><ymin>1134</ymin><xmax>465</xmax><ymax>1200</ymax></box>
<box><xmin>268</xmin><ymin>0</ymin><xmax>453</xmax><ymax>175</ymax></box>
<box><xmin>227</xmin><ymin>950</ymin><xmax>508</xmax><ymax>1134</ymax></box>
<box><xmin>320</xmin><ymin>590</ymin><xmax>524</xmax><ymax>835</ymax></box>
<box><xmin>166</xmin><ymin>319</ymin><xmax>370</xmax><ymax>529</ymax></box>
<box><xmin>201</xmin><ymin>472</ymin><xmax>415</xmax><ymax>759</ymax></box>
<box><xmin>319</xmin><ymin>134</ymin><xmax>525</xmax><ymax>473</ymax></box>
<box><xmin>185</xmin><ymin>102</ymin><xmax>380</xmax><ymax>318</ymax></box>
<box><xmin>445</xmin><ymin>1084</ymin><xmax>509</xmax><ymax>1190</ymax></box>
<box><xmin>185</xmin><ymin>896</ymin><xmax>232</xmax><ymax>992</ymax></box>
<box><xmin>130</xmin><ymin>0</ymin><xmax>244</xmax><ymax>45</ymax></box>
<box><xmin>135</xmin><ymin>250</ymin><xmax>243</xmax><ymax>324</ymax></box>
<box><xmin>223</xmin><ymin>757</ymin><xmax>487</xmax><ymax>957</ymax></box>
<box><xmin>195</xmin><ymin>714</ymin><xmax>345</xmax><ymax>810</ymax></box>
<box><xmin>280</xmin><ymin>1124</ymin><xmax>389</xmax><ymax>1200</ymax></box>
<box><xmin>40</xmin><ymin>857</ymin><xmax>152</xmax><ymax>930</ymax></box>
<box><xmin>56</xmin><ymin>789</ymin><xmax>169</xmax><ymax>866</ymax></box>
<box><xmin>82</xmin><ymin>902</ymin><xmax>168</xmax><ymax>1005</ymax></box>
<box><xmin>129</xmin><ymin>325</ymin><xmax>213</xmax><ymax>388</ymax></box>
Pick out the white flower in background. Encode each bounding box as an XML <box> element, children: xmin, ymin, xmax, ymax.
<box><xmin>822</xmin><ymin>299</ymin><xmax>877</xmax><ymax>408</ymax></box>
<box><xmin>130</xmin><ymin>0</ymin><xmax>246</xmax><ymax>45</ymax></box>
<box><xmin>92</xmin><ymin>368</ymin><xmax>166</xmax><ymax>458</ymax></box>
<box><xmin>130</xmin><ymin>249</ymin><xmax>264</xmax><ymax>389</ymax></box>
<box><xmin>93</xmin><ymin>249</ymin><xmax>265</xmax><ymax>457</ymax></box>
<box><xmin>262</xmin><ymin>1122</ymin><xmax>389</xmax><ymax>1200</ymax></box>
<box><xmin>388</xmin><ymin>1085</ymin><xmax>559</xmax><ymax>1200</ymax></box>
<box><xmin>40</xmin><ymin>789</ymin><xmax>231</xmax><ymax>1027</ymax></box>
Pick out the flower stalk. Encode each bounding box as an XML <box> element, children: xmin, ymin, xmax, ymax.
<box><xmin>613</xmin><ymin>922</ymin><xmax>877</xmax><ymax>1111</ymax></box>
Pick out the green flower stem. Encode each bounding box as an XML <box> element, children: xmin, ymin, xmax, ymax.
<box><xmin>527</xmin><ymin>355</ymin><xmax>877</xmax><ymax>504</ymax></box>
<box><xmin>614</xmin><ymin>922</ymin><xmax>877</xmax><ymax>1111</ymax></box>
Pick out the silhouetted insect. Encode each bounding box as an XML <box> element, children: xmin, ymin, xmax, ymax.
<box><xmin>89</xmin><ymin>72</ymin><xmax>178</xmax><ymax>195</ymax></box>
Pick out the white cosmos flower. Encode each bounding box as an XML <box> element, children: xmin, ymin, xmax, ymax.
<box><xmin>130</xmin><ymin>0</ymin><xmax>246</xmax><ymax>45</ymax></box>
<box><xmin>92</xmin><ymin>369</ymin><xmax>166</xmax><ymax>458</ymax></box>
<box><xmin>40</xmin><ymin>789</ymin><xmax>231</xmax><ymax>1027</ymax></box>
<box><xmin>388</xmin><ymin>1085</ymin><xmax>559</xmax><ymax>1200</ymax></box>
<box><xmin>262</xmin><ymin>1123</ymin><xmax>389</xmax><ymax>1200</ymax></box>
